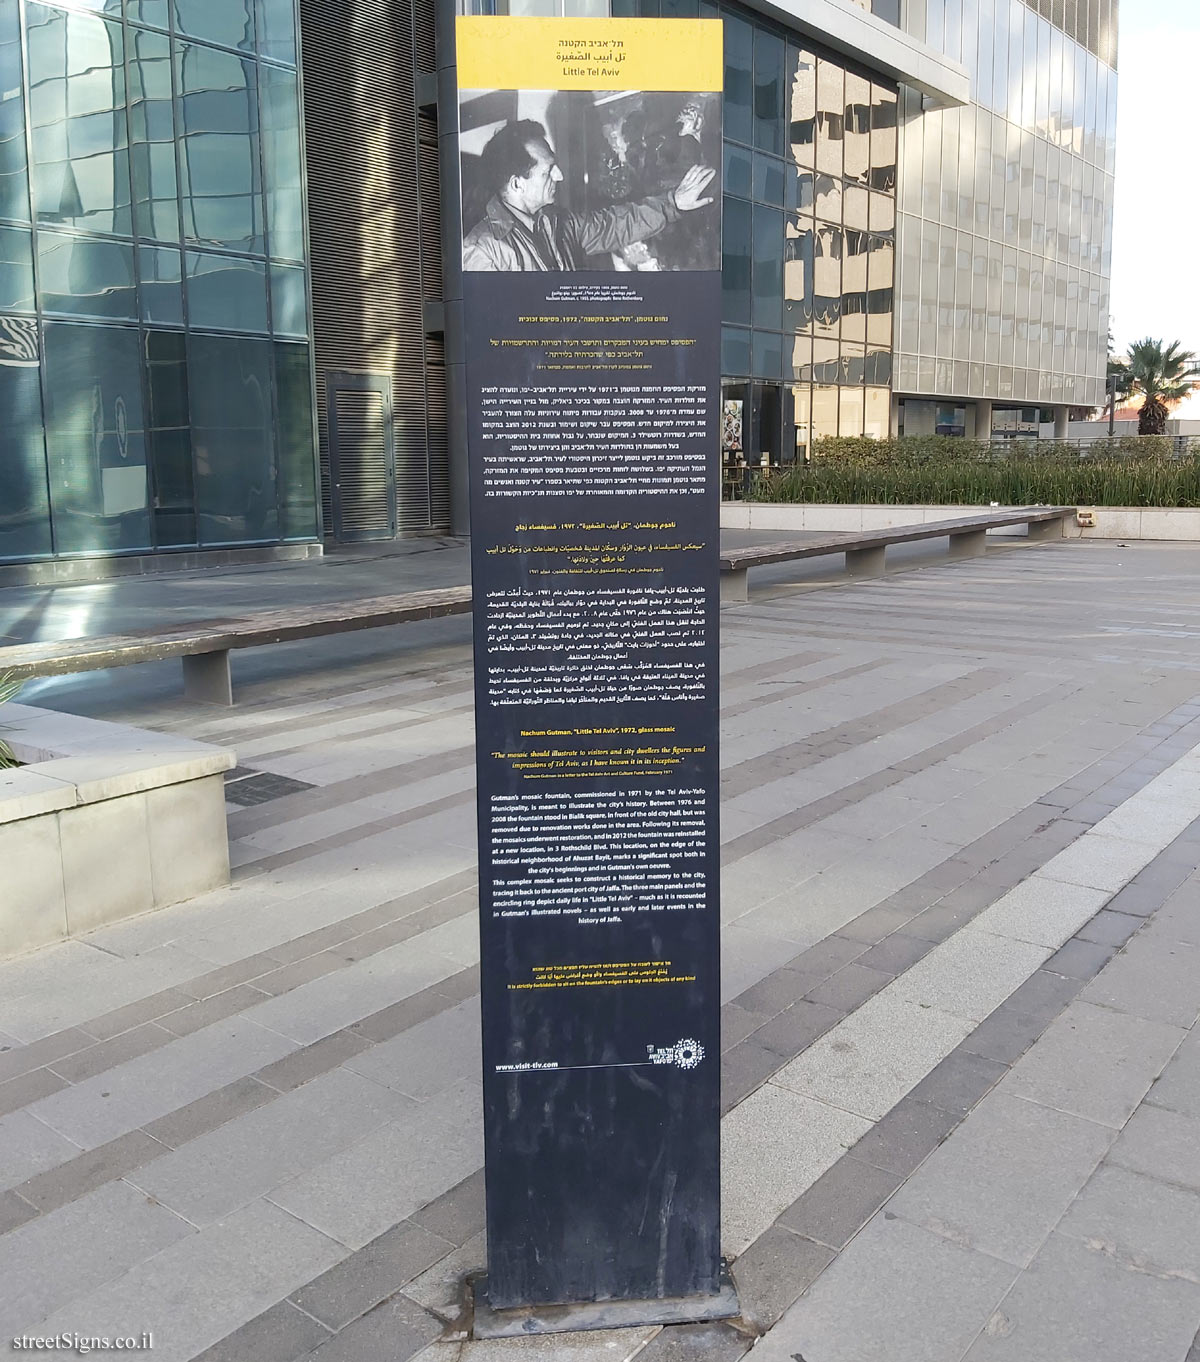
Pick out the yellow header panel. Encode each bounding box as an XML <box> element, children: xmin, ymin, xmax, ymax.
<box><xmin>456</xmin><ymin>17</ymin><xmax>723</xmax><ymax>93</ymax></box>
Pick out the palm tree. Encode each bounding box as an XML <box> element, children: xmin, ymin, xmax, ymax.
<box><xmin>1126</xmin><ymin>338</ymin><xmax>1200</xmax><ymax>435</ymax></box>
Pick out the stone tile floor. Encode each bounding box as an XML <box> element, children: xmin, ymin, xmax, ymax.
<box><xmin>3</xmin><ymin>536</ymin><xmax>1200</xmax><ymax>1360</ymax></box>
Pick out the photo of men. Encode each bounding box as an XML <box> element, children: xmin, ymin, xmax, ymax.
<box><xmin>459</xmin><ymin>89</ymin><xmax>721</xmax><ymax>273</ymax></box>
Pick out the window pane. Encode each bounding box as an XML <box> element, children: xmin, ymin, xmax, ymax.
<box><xmin>723</xmin><ymin>12</ymin><xmax>752</xmax><ymax>145</ymax></box>
<box><xmin>0</xmin><ymin>321</ymin><xmax>52</xmax><ymax>560</ymax></box>
<box><xmin>43</xmin><ymin>321</ymin><xmax>152</xmax><ymax>554</ymax></box>
<box><xmin>723</xmin><ymin>141</ymin><xmax>751</xmax><ymax>198</ymax></box>
<box><xmin>789</xmin><ymin>45</ymin><xmax>816</xmax><ymax>167</ymax></box>
<box><xmin>177</xmin><ymin>41</ymin><xmax>264</xmax><ymax>254</ymax></box>
<box><xmin>752</xmin><ymin>152</ymin><xmax>784</xmax><ymax>206</ymax></box>
<box><xmin>753</xmin><ymin>28</ymin><xmax>784</xmax><ymax>154</ymax></box>
<box><xmin>274</xmin><ymin>340</ymin><xmax>317</xmax><ymax>538</ymax></box>
<box><xmin>784</xmin><ymin>215</ymin><xmax>813</xmax><ymax>330</ymax></box>
<box><xmin>816</xmin><ymin>59</ymin><xmax>843</xmax><ymax>178</ymax></box>
<box><xmin>813</xmin><ymin>222</ymin><xmax>841</xmax><ymax>338</ymax></box>
<box><xmin>257</xmin><ymin>0</ymin><xmax>297</xmax><ymax>65</ymax></box>
<box><xmin>721</xmin><ymin>325</ymin><xmax>750</xmax><ymax>376</ymax></box>
<box><xmin>174</xmin><ymin>0</ymin><xmax>255</xmax><ymax>54</ymax></box>
<box><xmin>139</xmin><ymin>243</ymin><xmax>183</xmax><ymax>325</ymax></box>
<box><xmin>145</xmin><ymin>328</ymin><xmax>196</xmax><ymax>545</ymax></box>
<box><xmin>838</xmin><ymin>383</ymin><xmax>864</xmax><ymax>436</ymax></box>
<box><xmin>26</xmin><ymin>5</ymin><xmax>132</xmax><ymax>236</ymax></box>
<box><xmin>0</xmin><ymin>225</ymin><xmax>35</xmax><ymax>312</ymax></box>
<box><xmin>0</xmin><ymin>7</ymin><xmax>30</xmax><ymax>223</ymax></box>
<box><xmin>127</xmin><ymin>0</ymin><xmax>171</xmax><ymax>29</ymax></box>
<box><xmin>752</xmin><ymin>201</ymin><xmax>782</xmax><ymax>332</ymax></box>
<box><xmin>870</xmin><ymin>83</ymin><xmax>897</xmax><ymax>192</ymax></box>
<box><xmin>270</xmin><ymin>260</ymin><xmax>306</xmax><ymax>336</ymax></box>
<box><xmin>186</xmin><ymin>249</ymin><xmax>268</xmax><ymax>331</ymax></box>
<box><xmin>752</xmin><ymin>330</ymin><xmax>782</xmax><ymax>379</ymax></box>
<box><xmin>39</xmin><ymin>231</ymin><xmax>136</xmax><ymax>319</ymax></box>
<box><xmin>129</xmin><ymin>27</ymin><xmax>179</xmax><ymax>243</ymax></box>
<box><xmin>844</xmin><ymin>71</ymin><xmax>870</xmax><ymax>184</ymax></box>
<box><xmin>722</xmin><ymin>194</ymin><xmax>751</xmax><ymax>326</ymax></box>
<box><xmin>260</xmin><ymin>63</ymin><xmax>304</xmax><ymax>261</ymax></box>
<box><xmin>189</xmin><ymin>332</ymin><xmax>278</xmax><ymax>543</ymax></box>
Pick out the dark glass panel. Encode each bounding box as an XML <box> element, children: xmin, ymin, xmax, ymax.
<box><xmin>189</xmin><ymin>332</ymin><xmax>278</xmax><ymax>543</ymax></box>
<box><xmin>127</xmin><ymin>0</ymin><xmax>171</xmax><ymax>29</ymax></box>
<box><xmin>128</xmin><ymin>27</ymin><xmax>179</xmax><ymax>243</ymax></box>
<box><xmin>26</xmin><ymin>5</ymin><xmax>132</xmax><ymax>236</ymax></box>
<box><xmin>270</xmin><ymin>260</ymin><xmax>305</xmax><ymax>337</ymax></box>
<box><xmin>815</xmin><ymin>59</ymin><xmax>843</xmax><ymax>178</ymax></box>
<box><xmin>176</xmin><ymin>41</ymin><xmax>264</xmax><ymax>254</ymax></box>
<box><xmin>721</xmin><ymin>325</ymin><xmax>750</xmax><ymax>377</ymax></box>
<box><xmin>186</xmin><ymin>249</ymin><xmax>268</xmax><ymax>331</ymax></box>
<box><xmin>42</xmin><ymin>321</ymin><xmax>152</xmax><ymax>554</ymax></box>
<box><xmin>0</xmin><ymin>226</ymin><xmax>35</xmax><ymax>312</ymax></box>
<box><xmin>788</xmin><ymin>44</ymin><xmax>816</xmax><ymax>167</ymax></box>
<box><xmin>138</xmin><ymin>243</ymin><xmax>183</xmax><ymax>326</ymax></box>
<box><xmin>38</xmin><ymin>231</ymin><xmax>136</xmax><ymax>320</ymax></box>
<box><xmin>751</xmin><ymin>201</ymin><xmax>782</xmax><ymax>332</ymax></box>
<box><xmin>144</xmin><ymin>328</ymin><xmax>196</xmax><ymax>545</ymax></box>
<box><xmin>721</xmin><ymin>194</ymin><xmax>751</xmax><ymax>326</ymax></box>
<box><xmin>0</xmin><ymin>8</ymin><xmax>30</xmax><ymax>223</ymax></box>
<box><xmin>0</xmin><ymin>321</ymin><xmax>52</xmax><ymax>559</ymax></box>
<box><xmin>660</xmin><ymin>0</ymin><xmax>698</xmax><ymax>15</ymax></box>
<box><xmin>723</xmin><ymin>142</ymin><xmax>751</xmax><ymax>199</ymax></box>
<box><xmin>751</xmin><ymin>152</ymin><xmax>784</xmax><ymax>206</ymax></box>
<box><xmin>260</xmin><ymin>63</ymin><xmax>304</xmax><ymax>260</ymax></box>
<box><xmin>257</xmin><ymin>0</ymin><xmax>298</xmax><ymax>64</ymax></box>
<box><xmin>752</xmin><ymin>28</ymin><xmax>784</xmax><ymax>154</ymax></box>
<box><xmin>274</xmin><ymin>340</ymin><xmax>318</xmax><ymax>539</ymax></box>
<box><xmin>723</xmin><ymin>12</ymin><xmax>752</xmax><ymax>145</ymax></box>
<box><xmin>174</xmin><ymin>0</ymin><xmax>255</xmax><ymax>54</ymax></box>
<box><xmin>751</xmin><ymin>330</ymin><xmax>781</xmax><ymax>379</ymax></box>
<box><xmin>872</xmin><ymin>0</ymin><xmax>900</xmax><ymax>23</ymax></box>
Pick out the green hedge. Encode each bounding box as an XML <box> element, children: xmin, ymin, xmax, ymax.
<box><xmin>747</xmin><ymin>436</ymin><xmax>1200</xmax><ymax>507</ymax></box>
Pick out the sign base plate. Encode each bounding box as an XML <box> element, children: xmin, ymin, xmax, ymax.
<box><xmin>469</xmin><ymin>1263</ymin><xmax>740</xmax><ymax>1339</ymax></box>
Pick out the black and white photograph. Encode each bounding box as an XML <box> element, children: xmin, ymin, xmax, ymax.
<box><xmin>459</xmin><ymin>88</ymin><xmax>722</xmax><ymax>273</ymax></box>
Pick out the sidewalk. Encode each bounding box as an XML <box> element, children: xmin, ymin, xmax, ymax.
<box><xmin>2</xmin><ymin>536</ymin><xmax>1200</xmax><ymax>1360</ymax></box>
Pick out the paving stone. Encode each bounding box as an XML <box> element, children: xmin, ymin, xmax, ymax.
<box><xmin>1108</xmin><ymin>1104</ymin><xmax>1200</xmax><ymax>1192</ymax></box>
<box><xmin>853</xmin><ymin>932</ymin><xmax>935</xmax><ymax>975</ymax></box>
<box><xmin>1146</xmin><ymin>1033</ymin><xmax>1200</xmax><ymax>1119</ymax></box>
<box><xmin>0</xmin><ymin>1065</ymin><xmax>69</xmax><ymax>1117</ymax></box>
<box><xmin>888</xmin><ymin>929</ymin><xmax>1051</xmax><ymax>1023</ymax></box>
<box><xmin>962</xmin><ymin>1231</ymin><xmax>1200</xmax><ymax>1362</ymax></box>
<box><xmin>775</xmin><ymin>1154</ymin><xmax>903</xmax><ymax>1250</ymax></box>
<box><xmin>194</xmin><ymin>1298</ymin><xmax>332</xmax><ymax>1362</ymax></box>
<box><xmin>0</xmin><ymin>1109</ymin><xmax>85</xmax><ymax>1194</ymax></box>
<box><xmin>970</xmin><ymin>878</ymin><xmax>1111</xmax><ymax>950</ymax></box>
<box><xmin>290</xmin><ymin>1221</ymin><xmax>455</xmax><ymax>1330</ymax></box>
<box><xmin>156</xmin><ymin>985</ymin><xmax>273</xmax><ymax>1037</ymax></box>
<box><xmin>15</xmin><ymin>1129</ymin><xmax>167</xmax><ymax>1213</ymax></box>
<box><xmin>1058</xmin><ymin>1163</ymin><xmax>1200</xmax><ymax>1281</ymax></box>
<box><xmin>1005</xmin><ymin>1001</ymin><xmax>1184</xmax><ymax>1129</ymax></box>
<box><xmin>0</xmin><ymin>1189</ymin><xmax>38</xmax><ymax>1234</ymax></box>
<box><xmin>1002</xmin><ymin>968</ymin><xmax>1086</xmax><ymax>1023</ymax></box>
<box><xmin>296</xmin><ymin>1293</ymin><xmax>443</xmax><ymax>1361</ymax></box>
<box><xmin>959</xmin><ymin>1005</ymin><xmax>1051</xmax><ymax>1065</ymax></box>
<box><xmin>720</xmin><ymin>1002</ymin><xmax>772</xmax><ymax>1052</ymax></box>
<box><xmin>803</xmin><ymin>963</ymin><xmax>892</xmax><ymax>1012</ymax></box>
<box><xmin>0</xmin><ymin>1028</ymin><xmax>98</xmax><ymax>1084</ymax></box>
<box><xmin>0</xmin><ymin>1180</ymin><xmax>193</xmax><ymax>1339</ymax></box>
<box><xmin>142</xmin><ymin>1076</ymin><xmax>277</xmax><ymax>1148</ymax></box>
<box><xmin>907</xmin><ymin>1049</ymin><xmax>1008</xmax><ymax>1115</ymax></box>
<box><xmin>749</xmin><ymin>1000</ymin><xmax>841</xmax><ymax>1061</ymax></box>
<box><xmin>1043</xmin><ymin>938</ymin><xmax>1116</xmax><ymax>980</ymax></box>
<box><xmin>720</xmin><ymin>1038</ymin><xmax>782</xmax><ymax>1113</ymax></box>
<box><xmin>730</xmin><ymin>1225</ymin><xmax>833</xmax><ymax>1330</ymax></box>
<box><xmin>886</xmin><ymin>1091</ymin><xmax>1113</xmax><ymax>1268</ymax></box>
<box><xmin>48</xmin><ymin>1022</ymin><xmax>174</xmax><ymax>1083</ymax></box>
<box><xmin>832</xmin><ymin>903</ymin><xmax>921</xmax><ymax>945</ymax></box>
<box><xmin>633</xmin><ymin>1320</ymin><xmax>753</xmax><ymax>1362</ymax></box>
<box><xmin>848</xmin><ymin>1094</ymin><xmax>957</xmax><ymax>1176</ymax></box>
<box><xmin>1079</xmin><ymin>932</ymin><xmax>1200</xmax><ymax>1028</ymax></box>
<box><xmin>748</xmin><ymin>1213</ymin><xmax>1017</xmax><ymax>1362</ymax></box>
<box><xmin>346</xmin><ymin>998</ymin><xmax>479</xmax><ymax>1101</ymax></box>
<box><xmin>80</xmin><ymin>990</ymin><xmax>198</xmax><ymax>1042</ymax></box>
<box><xmin>410</xmin><ymin>1167</ymin><xmax>486</xmax><ymax>1247</ymax></box>
<box><xmin>254</xmin><ymin>1031</ymin><xmax>372</xmax><ymax>1092</ymax></box>
<box><xmin>405</xmin><ymin>1229</ymin><xmax>485</xmax><ymax>1319</ymax></box>
<box><xmin>721</xmin><ymin>1083</ymin><xmax>870</xmax><ymax>1258</ymax></box>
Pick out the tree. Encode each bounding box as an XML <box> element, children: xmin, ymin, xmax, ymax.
<box><xmin>1126</xmin><ymin>338</ymin><xmax>1200</xmax><ymax>435</ymax></box>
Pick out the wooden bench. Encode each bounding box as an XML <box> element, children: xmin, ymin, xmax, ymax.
<box><xmin>719</xmin><ymin>508</ymin><xmax>1074</xmax><ymax>603</ymax></box>
<box><xmin>0</xmin><ymin>586</ymin><xmax>473</xmax><ymax>705</ymax></box>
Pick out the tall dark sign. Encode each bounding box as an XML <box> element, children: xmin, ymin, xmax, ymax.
<box><xmin>457</xmin><ymin>16</ymin><xmax>724</xmax><ymax>1312</ymax></box>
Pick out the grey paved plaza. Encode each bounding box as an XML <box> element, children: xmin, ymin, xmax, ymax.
<box><xmin>4</xmin><ymin>533</ymin><xmax>1200</xmax><ymax>1361</ymax></box>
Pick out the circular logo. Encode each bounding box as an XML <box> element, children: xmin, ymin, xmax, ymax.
<box><xmin>673</xmin><ymin>1038</ymin><xmax>705</xmax><ymax>1069</ymax></box>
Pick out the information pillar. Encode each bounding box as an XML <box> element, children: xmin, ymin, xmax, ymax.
<box><xmin>457</xmin><ymin>16</ymin><xmax>724</xmax><ymax>1310</ymax></box>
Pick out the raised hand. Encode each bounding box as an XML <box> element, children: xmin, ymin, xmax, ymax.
<box><xmin>672</xmin><ymin>164</ymin><xmax>716</xmax><ymax>212</ymax></box>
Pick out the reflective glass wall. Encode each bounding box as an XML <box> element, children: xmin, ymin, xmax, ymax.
<box><xmin>613</xmin><ymin>0</ymin><xmax>898</xmax><ymax>458</ymax></box>
<box><xmin>0</xmin><ymin>0</ymin><xmax>317</xmax><ymax>564</ymax></box>
<box><xmin>894</xmin><ymin>0</ymin><xmax>1116</xmax><ymax>413</ymax></box>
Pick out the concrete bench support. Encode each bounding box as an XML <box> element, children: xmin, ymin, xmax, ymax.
<box><xmin>720</xmin><ymin>569</ymin><xmax>749</xmax><ymax>604</ymax></box>
<box><xmin>948</xmin><ymin>528</ymin><xmax>988</xmax><ymax>559</ymax></box>
<box><xmin>183</xmin><ymin>650</ymin><xmax>234</xmax><ymax>706</ymax></box>
<box><xmin>1027</xmin><ymin>517</ymin><xmax>1063</xmax><ymax>541</ymax></box>
<box><xmin>846</xmin><ymin>545</ymin><xmax>887</xmax><ymax>577</ymax></box>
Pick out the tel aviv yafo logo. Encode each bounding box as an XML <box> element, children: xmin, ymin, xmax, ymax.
<box><xmin>647</xmin><ymin>1038</ymin><xmax>705</xmax><ymax>1069</ymax></box>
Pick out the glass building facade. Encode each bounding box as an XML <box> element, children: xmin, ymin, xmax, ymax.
<box><xmin>0</xmin><ymin>0</ymin><xmax>318</xmax><ymax>565</ymax></box>
<box><xmin>895</xmin><ymin>0</ymin><xmax>1116</xmax><ymax>421</ymax></box>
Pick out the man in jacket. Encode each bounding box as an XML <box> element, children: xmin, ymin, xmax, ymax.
<box><xmin>462</xmin><ymin>118</ymin><xmax>715</xmax><ymax>272</ymax></box>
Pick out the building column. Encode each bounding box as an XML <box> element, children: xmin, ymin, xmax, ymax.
<box><xmin>973</xmin><ymin>399</ymin><xmax>993</xmax><ymax>441</ymax></box>
<box><xmin>1053</xmin><ymin>405</ymin><xmax>1070</xmax><ymax>441</ymax></box>
<box><xmin>435</xmin><ymin>0</ymin><xmax>470</xmax><ymax>538</ymax></box>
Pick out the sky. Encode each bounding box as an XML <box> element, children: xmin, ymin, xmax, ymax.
<box><xmin>1108</xmin><ymin>0</ymin><xmax>1200</xmax><ymax>416</ymax></box>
